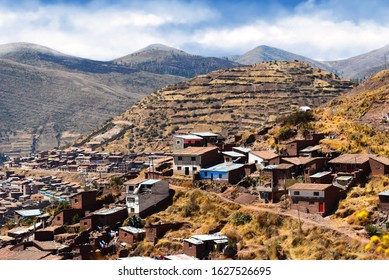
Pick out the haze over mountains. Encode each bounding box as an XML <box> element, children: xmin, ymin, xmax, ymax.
<box><xmin>0</xmin><ymin>41</ymin><xmax>388</xmax><ymax>156</ymax></box>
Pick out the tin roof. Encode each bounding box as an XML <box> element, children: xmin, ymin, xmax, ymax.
<box><xmin>200</xmin><ymin>162</ymin><xmax>244</xmax><ymax>172</ymax></box>
<box><xmin>233</xmin><ymin>147</ymin><xmax>251</xmax><ymax>153</ymax></box>
<box><xmin>378</xmin><ymin>189</ymin><xmax>389</xmax><ymax>196</ymax></box>
<box><xmin>174</xmin><ymin>134</ymin><xmax>203</xmax><ymax>140</ymax></box>
<box><xmin>250</xmin><ymin>150</ymin><xmax>278</xmax><ymax>160</ymax></box>
<box><xmin>309</xmin><ymin>171</ymin><xmax>332</xmax><ymax>178</ymax></box>
<box><xmin>191</xmin><ymin>232</ymin><xmax>228</xmax><ymax>242</ymax></box>
<box><xmin>94</xmin><ymin>206</ymin><xmax>126</xmax><ymax>216</ymax></box>
<box><xmin>15</xmin><ymin>209</ymin><xmax>41</xmax><ymax>217</ymax></box>
<box><xmin>370</xmin><ymin>156</ymin><xmax>389</xmax><ymax>165</ymax></box>
<box><xmin>141</xmin><ymin>179</ymin><xmax>161</xmax><ymax>185</ymax></box>
<box><xmin>190</xmin><ymin>132</ymin><xmax>219</xmax><ymax>137</ymax></box>
<box><xmin>329</xmin><ymin>154</ymin><xmax>372</xmax><ymax>164</ymax></box>
<box><xmin>119</xmin><ymin>226</ymin><xmax>146</xmax><ymax>234</ymax></box>
<box><xmin>288</xmin><ymin>183</ymin><xmax>333</xmax><ymax>191</ymax></box>
<box><xmin>222</xmin><ymin>151</ymin><xmax>245</xmax><ymax>158</ymax></box>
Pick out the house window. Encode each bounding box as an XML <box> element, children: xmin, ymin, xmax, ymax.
<box><xmin>294</xmin><ymin>191</ymin><xmax>300</xmax><ymax>195</ymax></box>
<box><xmin>309</xmin><ymin>201</ymin><xmax>315</xmax><ymax>205</ymax></box>
<box><xmin>74</xmin><ymin>199</ymin><xmax>78</xmax><ymax>203</ymax></box>
<box><xmin>176</xmin><ymin>140</ymin><xmax>180</xmax><ymax>144</ymax></box>
<box><xmin>191</xmin><ymin>157</ymin><xmax>196</xmax><ymax>161</ymax></box>
<box><xmin>255</xmin><ymin>160</ymin><xmax>258</xmax><ymax>164</ymax></box>
<box><xmin>178</xmin><ymin>156</ymin><xmax>182</xmax><ymax>161</ymax></box>
<box><xmin>188</xmin><ymin>243</ymin><xmax>192</xmax><ymax>248</ymax></box>
<box><xmin>313</xmin><ymin>192</ymin><xmax>319</xmax><ymax>196</ymax></box>
<box><xmin>204</xmin><ymin>172</ymin><xmax>208</xmax><ymax>176</ymax></box>
<box><xmin>124</xmin><ymin>233</ymin><xmax>127</xmax><ymax>237</ymax></box>
<box><xmin>84</xmin><ymin>222</ymin><xmax>87</xmax><ymax>226</ymax></box>
<box><xmin>177</xmin><ymin>166</ymin><xmax>182</xmax><ymax>170</ymax></box>
<box><xmin>293</xmin><ymin>200</ymin><xmax>298</xmax><ymax>204</ymax></box>
<box><xmin>219</xmin><ymin>174</ymin><xmax>222</xmax><ymax>179</ymax></box>
<box><xmin>57</xmin><ymin>216</ymin><xmax>61</xmax><ymax>221</ymax></box>
<box><xmin>193</xmin><ymin>167</ymin><xmax>197</xmax><ymax>171</ymax></box>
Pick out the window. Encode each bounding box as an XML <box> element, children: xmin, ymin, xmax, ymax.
<box><xmin>294</xmin><ymin>191</ymin><xmax>300</xmax><ymax>195</ymax></box>
<box><xmin>219</xmin><ymin>174</ymin><xmax>222</xmax><ymax>179</ymax></box>
<box><xmin>176</xmin><ymin>140</ymin><xmax>180</xmax><ymax>144</ymax></box>
<box><xmin>177</xmin><ymin>166</ymin><xmax>182</xmax><ymax>170</ymax></box>
<box><xmin>193</xmin><ymin>167</ymin><xmax>197</xmax><ymax>171</ymax></box>
<box><xmin>204</xmin><ymin>172</ymin><xmax>208</xmax><ymax>176</ymax></box>
<box><xmin>57</xmin><ymin>216</ymin><xmax>61</xmax><ymax>221</ymax></box>
<box><xmin>191</xmin><ymin>157</ymin><xmax>196</xmax><ymax>161</ymax></box>
<box><xmin>178</xmin><ymin>156</ymin><xmax>182</xmax><ymax>161</ymax></box>
<box><xmin>84</xmin><ymin>222</ymin><xmax>88</xmax><ymax>226</ymax></box>
<box><xmin>255</xmin><ymin>160</ymin><xmax>258</xmax><ymax>163</ymax></box>
<box><xmin>74</xmin><ymin>199</ymin><xmax>78</xmax><ymax>203</ymax></box>
<box><xmin>313</xmin><ymin>192</ymin><xmax>319</xmax><ymax>196</ymax></box>
<box><xmin>188</xmin><ymin>243</ymin><xmax>192</xmax><ymax>248</ymax></box>
<box><xmin>309</xmin><ymin>201</ymin><xmax>315</xmax><ymax>205</ymax></box>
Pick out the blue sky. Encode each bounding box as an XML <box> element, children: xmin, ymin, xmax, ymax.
<box><xmin>0</xmin><ymin>0</ymin><xmax>388</xmax><ymax>60</ymax></box>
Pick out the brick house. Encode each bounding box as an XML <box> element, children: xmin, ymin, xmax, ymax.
<box><xmin>281</xmin><ymin>157</ymin><xmax>329</xmax><ymax>177</ymax></box>
<box><xmin>145</xmin><ymin>223</ymin><xmax>182</xmax><ymax>244</ymax></box>
<box><xmin>69</xmin><ymin>190</ymin><xmax>99</xmax><ymax>211</ymax></box>
<box><xmin>309</xmin><ymin>171</ymin><xmax>333</xmax><ymax>184</ymax></box>
<box><xmin>288</xmin><ymin>183</ymin><xmax>344</xmax><ymax>216</ymax></box>
<box><xmin>34</xmin><ymin>226</ymin><xmax>66</xmax><ymax>241</ymax></box>
<box><xmin>52</xmin><ymin>209</ymin><xmax>84</xmax><ymax>226</ymax></box>
<box><xmin>328</xmin><ymin>154</ymin><xmax>371</xmax><ymax>175</ymax></box>
<box><xmin>369</xmin><ymin>156</ymin><xmax>389</xmax><ymax>176</ymax></box>
<box><xmin>118</xmin><ymin>226</ymin><xmax>145</xmax><ymax>245</ymax></box>
<box><xmin>79</xmin><ymin>206</ymin><xmax>128</xmax><ymax>230</ymax></box>
<box><xmin>172</xmin><ymin>147</ymin><xmax>221</xmax><ymax>177</ymax></box>
<box><xmin>285</xmin><ymin>133</ymin><xmax>325</xmax><ymax>157</ymax></box>
<box><xmin>183</xmin><ymin>233</ymin><xmax>228</xmax><ymax>259</ymax></box>
<box><xmin>125</xmin><ymin>178</ymin><xmax>170</xmax><ymax>218</ymax></box>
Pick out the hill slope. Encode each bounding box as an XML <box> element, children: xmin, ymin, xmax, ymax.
<box><xmin>322</xmin><ymin>44</ymin><xmax>389</xmax><ymax>80</ymax></box>
<box><xmin>0</xmin><ymin>43</ymin><xmax>185</xmax><ymax>156</ymax></box>
<box><xmin>77</xmin><ymin>61</ymin><xmax>353</xmax><ymax>153</ymax></box>
<box><xmin>313</xmin><ymin>69</ymin><xmax>389</xmax><ymax>156</ymax></box>
<box><xmin>113</xmin><ymin>44</ymin><xmax>241</xmax><ymax>78</ymax></box>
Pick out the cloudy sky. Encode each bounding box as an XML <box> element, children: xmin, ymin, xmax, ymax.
<box><xmin>0</xmin><ymin>0</ymin><xmax>388</xmax><ymax>61</ymax></box>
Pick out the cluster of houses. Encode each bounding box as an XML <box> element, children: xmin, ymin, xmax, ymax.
<box><xmin>0</xmin><ymin>130</ymin><xmax>389</xmax><ymax>260</ymax></box>
<box><xmin>2</xmin><ymin>146</ymin><xmax>148</xmax><ymax>174</ymax></box>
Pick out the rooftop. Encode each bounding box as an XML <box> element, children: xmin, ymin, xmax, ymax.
<box><xmin>140</xmin><ymin>179</ymin><xmax>161</xmax><ymax>185</ymax></box>
<box><xmin>191</xmin><ymin>232</ymin><xmax>228</xmax><ymax>242</ymax></box>
<box><xmin>15</xmin><ymin>209</ymin><xmax>41</xmax><ymax>217</ymax></box>
<box><xmin>94</xmin><ymin>206</ymin><xmax>126</xmax><ymax>216</ymax></box>
<box><xmin>329</xmin><ymin>154</ymin><xmax>372</xmax><ymax>164</ymax></box>
<box><xmin>300</xmin><ymin>145</ymin><xmax>321</xmax><ymax>153</ymax></box>
<box><xmin>233</xmin><ymin>147</ymin><xmax>252</xmax><ymax>153</ymax></box>
<box><xmin>120</xmin><ymin>226</ymin><xmax>146</xmax><ymax>234</ymax></box>
<box><xmin>190</xmin><ymin>132</ymin><xmax>219</xmax><ymax>137</ymax></box>
<box><xmin>172</xmin><ymin>146</ymin><xmax>218</xmax><ymax>156</ymax></box>
<box><xmin>174</xmin><ymin>134</ymin><xmax>203</xmax><ymax>140</ymax></box>
<box><xmin>200</xmin><ymin>162</ymin><xmax>244</xmax><ymax>172</ymax></box>
<box><xmin>370</xmin><ymin>156</ymin><xmax>389</xmax><ymax>165</ymax></box>
<box><xmin>250</xmin><ymin>150</ymin><xmax>278</xmax><ymax>160</ymax></box>
<box><xmin>288</xmin><ymin>183</ymin><xmax>333</xmax><ymax>191</ymax></box>
<box><xmin>309</xmin><ymin>171</ymin><xmax>332</xmax><ymax>178</ymax></box>
<box><xmin>282</xmin><ymin>157</ymin><xmax>319</xmax><ymax>165</ymax></box>
<box><xmin>263</xmin><ymin>163</ymin><xmax>294</xmax><ymax>170</ymax></box>
<box><xmin>378</xmin><ymin>189</ymin><xmax>389</xmax><ymax>196</ymax></box>
<box><xmin>222</xmin><ymin>151</ymin><xmax>246</xmax><ymax>158</ymax></box>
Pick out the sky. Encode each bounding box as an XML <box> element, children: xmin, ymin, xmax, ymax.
<box><xmin>0</xmin><ymin>0</ymin><xmax>388</xmax><ymax>61</ymax></box>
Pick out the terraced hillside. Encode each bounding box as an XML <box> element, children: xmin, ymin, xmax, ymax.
<box><xmin>77</xmin><ymin>61</ymin><xmax>353</xmax><ymax>153</ymax></box>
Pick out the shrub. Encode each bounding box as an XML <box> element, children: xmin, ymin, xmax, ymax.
<box><xmin>231</xmin><ymin>212</ymin><xmax>252</xmax><ymax>226</ymax></box>
<box><xmin>365</xmin><ymin>224</ymin><xmax>379</xmax><ymax>236</ymax></box>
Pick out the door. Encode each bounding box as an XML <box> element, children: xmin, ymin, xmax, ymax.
<box><xmin>185</xmin><ymin>167</ymin><xmax>190</xmax><ymax>176</ymax></box>
<box><xmin>319</xmin><ymin>202</ymin><xmax>324</xmax><ymax>213</ymax></box>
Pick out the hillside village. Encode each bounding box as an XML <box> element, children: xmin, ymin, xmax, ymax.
<box><xmin>1</xmin><ymin>110</ymin><xmax>389</xmax><ymax>259</ymax></box>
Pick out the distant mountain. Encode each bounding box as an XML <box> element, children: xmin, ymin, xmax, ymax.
<box><xmin>0</xmin><ymin>43</ymin><xmax>185</xmax><ymax>156</ymax></box>
<box><xmin>112</xmin><ymin>43</ymin><xmax>241</xmax><ymax>78</ymax></box>
<box><xmin>76</xmin><ymin>61</ymin><xmax>353</xmax><ymax>153</ymax></box>
<box><xmin>322</xmin><ymin>44</ymin><xmax>389</xmax><ymax>80</ymax></box>
<box><xmin>228</xmin><ymin>45</ymin><xmax>334</xmax><ymax>72</ymax></box>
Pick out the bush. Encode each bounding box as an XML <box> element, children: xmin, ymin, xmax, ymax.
<box><xmin>365</xmin><ymin>224</ymin><xmax>378</xmax><ymax>236</ymax></box>
<box><xmin>231</xmin><ymin>212</ymin><xmax>252</xmax><ymax>226</ymax></box>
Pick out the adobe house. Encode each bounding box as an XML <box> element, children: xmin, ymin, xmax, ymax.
<box><xmin>118</xmin><ymin>226</ymin><xmax>145</xmax><ymax>245</ymax></box>
<box><xmin>52</xmin><ymin>208</ymin><xmax>84</xmax><ymax>227</ymax></box>
<box><xmin>199</xmin><ymin>162</ymin><xmax>245</xmax><ymax>184</ymax></box>
<box><xmin>34</xmin><ymin>226</ymin><xmax>66</xmax><ymax>241</ymax></box>
<box><xmin>79</xmin><ymin>206</ymin><xmax>128</xmax><ymax>230</ymax></box>
<box><xmin>378</xmin><ymin>190</ymin><xmax>389</xmax><ymax>211</ymax></box>
<box><xmin>173</xmin><ymin>134</ymin><xmax>204</xmax><ymax>152</ymax></box>
<box><xmin>281</xmin><ymin>157</ymin><xmax>329</xmax><ymax>177</ymax></box>
<box><xmin>69</xmin><ymin>190</ymin><xmax>99</xmax><ymax>211</ymax></box>
<box><xmin>183</xmin><ymin>233</ymin><xmax>228</xmax><ymax>259</ymax></box>
<box><xmin>369</xmin><ymin>156</ymin><xmax>389</xmax><ymax>176</ymax></box>
<box><xmin>145</xmin><ymin>223</ymin><xmax>182</xmax><ymax>244</ymax></box>
<box><xmin>328</xmin><ymin>154</ymin><xmax>371</xmax><ymax>175</ymax></box>
<box><xmin>309</xmin><ymin>171</ymin><xmax>333</xmax><ymax>184</ymax></box>
<box><xmin>248</xmin><ymin>150</ymin><xmax>280</xmax><ymax>168</ymax></box>
<box><xmin>222</xmin><ymin>151</ymin><xmax>246</xmax><ymax>164</ymax></box>
<box><xmin>285</xmin><ymin>133</ymin><xmax>325</xmax><ymax>156</ymax></box>
<box><xmin>288</xmin><ymin>183</ymin><xmax>344</xmax><ymax>216</ymax></box>
<box><xmin>125</xmin><ymin>178</ymin><xmax>170</xmax><ymax>218</ymax></box>
<box><xmin>299</xmin><ymin>145</ymin><xmax>322</xmax><ymax>157</ymax></box>
<box><xmin>172</xmin><ymin>146</ymin><xmax>221</xmax><ymax>177</ymax></box>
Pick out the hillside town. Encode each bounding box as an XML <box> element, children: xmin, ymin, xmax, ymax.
<box><xmin>1</xmin><ymin>126</ymin><xmax>388</xmax><ymax>260</ymax></box>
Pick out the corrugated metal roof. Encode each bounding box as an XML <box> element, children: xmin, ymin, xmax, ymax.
<box><xmin>309</xmin><ymin>171</ymin><xmax>332</xmax><ymax>178</ymax></box>
<box><xmin>15</xmin><ymin>209</ymin><xmax>41</xmax><ymax>217</ymax></box>
<box><xmin>120</xmin><ymin>226</ymin><xmax>146</xmax><ymax>234</ymax></box>
<box><xmin>141</xmin><ymin>179</ymin><xmax>161</xmax><ymax>185</ymax></box>
<box><xmin>190</xmin><ymin>132</ymin><xmax>219</xmax><ymax>137</ymax></box>
<box><xmin>174</xmin><ymin>134</ymin><xmax>203</xmax><ymax>140</ymax></box>
<box><xmin>201</xmin><ymin>163</ymin><xmax>244</xmax><ymax>172</ymax></box>
<box><xmin>222</xmin><ymin>151</ymin><xmax>245</xmax><ymax>158</ymax></box>
<box><xmin>379</xmin><ymin>190</ymin><xmax>389</xmax><ymax>196</ymax></box>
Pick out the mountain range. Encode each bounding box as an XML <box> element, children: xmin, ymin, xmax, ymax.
<box><xmin>0</xmin><ymin>42</ymin><xmax>388</xmax><ymax>156</ymax></box>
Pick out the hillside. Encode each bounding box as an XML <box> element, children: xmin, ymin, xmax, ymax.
<box><xmin>322</xmin><ymin>44</ymin><xmax>389</xmax><ymax>80</ymax></box>
<box><xmin>77</xmin><ymin>61</ymin><xmax>353</xmax><ymax>153</ymax></box>
<box><xmin>313</xmin><ymin>69</ymin><xmax>389</xmax><ymax>156</ymax></box>
<box><xmin>229</xmin><ymin>45</ymin><xmax>334</xmax><ymax>73</ymax></box>
<box><xmin>113</xmin><ymin>44</ymin><xmax>241</xmax><ymax>78</ymax></box>
<box><xmin>0</xmin><ymin>43</ymin><xmax>185</xmax><ymax>156</ymax></box>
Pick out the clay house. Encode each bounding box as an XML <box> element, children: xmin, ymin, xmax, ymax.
<box><xmin>34</xmin><ymin>226</ymin><xmax>66</xmax><ymax>241</ymax></box>
<box><xmin>173</xmin><ymin>134</ymin><xmax>204</xmax><ymax>152</ymax></box>
<box><xmin>259</xmin><ymin>163</ymin><xmax>295</xmax><ymax>202</ymax></box>
<box><xmin>285</xmin><ymin>133</ymin><xmax>325</xmax><ymax>156</ymax></box>
<box><xmin>145</xmin><ymin>223</ymin><xmax>182</xmax><ymax>244</ymax></box>
<box><xmin>118</xmin><ymin>226</ymin><xmax>145</xmax><ymax>245</ymax></box>
<box><xmin>378</xmin><ymin>190</ymin><xmax>389</xmax><ymax>211</ymax></box>
<box><xmin>281</xmin><ymin>157</ymin><xmax>329</xmax><ymax>178</ymax></box>
<box><xmin>199</xmin><ymin>162</ymin><xmax>245</xmax><ymax>184</ymax></box>
<box><xmin>14</xmin><ymin>209</ymin><xmax>41</xmax><ymax>224</ymax></box>
<box><xmin>369</xmin><ymin>156</ymin><xmax>389</xmax><ymax>176</ymax></box>
<box><xmin>125</xmin><ymin>178</ymin><xmax>170</xmax><ymax>218</ymax></box>
<box><xmin>70</xmin><ymin>190</ymin><xmax>99</xmax><ymax>211</ymax></box>
<box><xmin>79</xmin><ymin>206</ymin><xmax>128</xmax><ymax>230</ymax></box>
<box><xmin>183</xmin><ymin>233</ymin><xmax>228</xmax><ymax>259</ymax></box>
<box><xmin>288</xmin><ymin>183</ymin><xmax>344</xmax><ymax>216</ymax></box>
<box><xmin>172</xmin><ymin>146</ymin><xmax>221</xmax><ymax>177</ymax></box>
<box><xmin>309</xmin><ymin>171</ymin><xmax>333</xmax><ymax>184</ymax></box>
<box><xmin>52</xmin><ymin>208</ymin><xmax>84</xmax><ymax>227</ymax></box>
<box><xmin>248</xmin><ymin>150</ymin><xmax>280</xmax><ymax>169</ymax></box>
<box><xmin>329</xmin><ymin>154</ymin><xmax>371</xmax><ymax>174</ymax></box>
<box><xmin>222</xmin><ymin>151</ymin><xmax>246</xmax><ymax>164</ymax></box>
